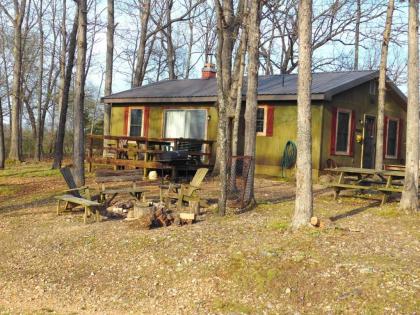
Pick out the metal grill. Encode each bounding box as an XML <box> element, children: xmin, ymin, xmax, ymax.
<box><xmin>227</xmin><ymin>156</ymin><xmax>254</xmax><ymax>210</ymax></box>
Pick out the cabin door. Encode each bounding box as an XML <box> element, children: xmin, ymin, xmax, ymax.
<box><xmin>362</xmin><ymin>115</ymin><xmax>376</xmax><ymax>169</ymax></box>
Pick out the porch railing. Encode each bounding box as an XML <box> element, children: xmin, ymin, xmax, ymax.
<box><xmin>86</xmin><ymin>135</ymin><xmax>215</xmax><ymax>177</ymax></box>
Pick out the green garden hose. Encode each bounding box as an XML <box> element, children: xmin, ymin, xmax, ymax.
<box><xmin>281</xmin><ymin>141</ymin><xmax>297</xmax><ymax>177</ymax></box>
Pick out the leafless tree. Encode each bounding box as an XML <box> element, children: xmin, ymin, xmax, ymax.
<box><xmin>400</xmin><ymin>0</ymin><xmax>419</xmax><ymax>212</ymax></box>
<box><xmin>103</xmin><ymin>0</ymin><xmax>114</xmax><ymax>140</ymax></box>
<box><xmin>375</xmin><ymin>0</ymin><xmax>395</xmax><ymax>171</ymax></box>
<box><xmin>292</xmin><ymin>0</ymin><xmax>313</xmax><ymax>229</ymax></box>
<box><xmin>243</xmin><ymin>0</ymin><xmax>260</xmax><ymax>206</ymax></box>
<box><xmin>72</xmin><ymin>0</ymin><xmax>87</xmax><ymax>186</ymax></box>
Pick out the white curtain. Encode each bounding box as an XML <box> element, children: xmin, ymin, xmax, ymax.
<box><xmin>164</xmin><ymin>110</ymin><xmax>206</xmax><ymax>139</ymax></box>
<box><xmin>164</xmin><ymin>110</ymin><xmax>186</xmax><ymax>138</ymax></box>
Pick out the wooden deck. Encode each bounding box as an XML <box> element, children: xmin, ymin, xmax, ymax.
<box><xmin>86</xmin><ymin>135</ymin><xmax>215</xmax><ymax>178</ymax></box>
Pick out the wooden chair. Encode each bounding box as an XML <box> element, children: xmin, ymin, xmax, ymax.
<box><xmin>161</xmin><ymin>168</ymin><xmax>208</xmax><ymax>210</ymax></box>
<box><xmin>55</xmin><ymin>165</ymin><xmax>102</xmax><ymax>224</ymax></box>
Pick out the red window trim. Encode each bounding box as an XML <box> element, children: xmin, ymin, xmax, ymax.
<box><xmin>256</xmin><ymin>105</ymin><xmax>275</xmax><ymax>137</ymax></box>
<box><xmin>384</xmin><ymin>116</ymin><xmax>400</xmax><ymax>160</ymax></box>
<box><xmin>330</xmin><ymin>107</ymin><xmax>355</xmax><ymax>156</ymax></box>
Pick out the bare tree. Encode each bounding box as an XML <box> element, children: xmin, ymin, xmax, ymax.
<box><xmin>72</xmin><ymin>0</ymin><xmax>87</xmax><ymax>186</ymax></box>
<box><xmin>103</xmin><ymin>0</ymin><xmax>114</xmax><ymax>139</ymax></box>
<box><xmin>0</xmin><ymin>0</ymin><xmax>27</xmax><ymax>161</ymax></box>
<box><xmin>292</xmin><ymin>0</ymin><xmax>313</xmax><ymax>229</ymax></box>
<box><xmin>400</xmin><ymin>0</ymin><xmax>419</xmax><ymax>211</ymax></box>
<box><xmin>243</xmin><ymin>0</ymin><xmax>260</xmax><ymax>206</ymax></box>
<box><xmin>214</xmin><ymin>0</ymin><xmax>245</xmax><ymax>215</ymax></box>
<box><xmin>52</xmin><ymin>6</ymin><xmax>78</xmax><ymax>169</ymax></box>
<box><xmin>375</xmin><ymin>0</ymin><xmax>395</xmax><ymax>171</ymax></box>
<box><xmin>0</xmin><ymin>96</ymin><xmax>5</xmax><ymax>169</ymax></box>
<box><xmin>34</xmin><ymin>0</ymin><xmax>44</xmax><ymax>161</ymax></box>
<box><xmin>354</xmin><ymin>0</ymin><xmax>361</xmax><ymax>70</ymax></box>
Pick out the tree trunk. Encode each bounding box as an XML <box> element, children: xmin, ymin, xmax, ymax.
<box><xmin>400</xmin><ymin>0</ymin><xmax>419</xmax><ymax>212</ymax></box>
<box><xmin>243</xmin><ymin>0</ymin><xmax>260</xmax><ymax>206</ymax></box>
<box><xmin>215</xmin><ymin>2</ymin><xmax>228</xmax><ymax>215</ymax></box>
<box><xmin>165</xmin><ymin>0</ymin><xmax>176</xmax><ymax>80</ymax></box>
<box><xmin>375</xmin><ymin>0</ymin><xmax>395</xmax><ymax>171</ymax></box>
<box><xmin>133</xmin><ymin>0</ymin><xmax>151</xmax><ymax>87</ymax></box>
<box><xmin>0</xmin><ymin>97</ymin><xmax>5</xmax><ymax>169</ymax></box>
<box><xmin>292</xmin><ymin>0</ymin><xmax>313</xmax><ymax>229</ymax></box>
<box><xmin>103</xmin><ymin>0</ymin><xmax>114</xmax><ymax>143</ymax></box>
<box><xmin>354</xmin><ymin>0</ymin><xmax>361</xmax><ymax>70</ymax></box>
<box><xmin>9</xmin><ymin>0</ymin><xmax>27</xmax><ymax>162</ymax></box>
<box><xmin>72</xmin><ymin>0</ymin><xmax>87</xmax><ymax>186</ymax></box>
<box><xmin>52</xmin><ymin>8</ymin><xmax>78</xmax><ymax>169</ymax></box>
<box><xmin>230</xmin><ymin>30</ymin><xmax>247</xmax><ymax>185</ymax></box>
<box><xmin>35</xmin><ymin>0</ymin><xmax>44</xmax><ymax>161</ymax></box>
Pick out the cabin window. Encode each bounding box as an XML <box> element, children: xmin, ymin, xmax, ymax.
<box><xmin>385</xmin><ymin>117</ymin><xmax>400</xmax><ymax>159</ymax></box>
<box><xmin>335</xmin><ymin>109</ymin><xmax>352</xmax><ymax>154</ymax></box>
<box><xmin>128</xmin><ymin>108</ymin><xmax>143</xmax><ymax>136</ymax></box>
<box><xmin>164</xmin><ymin>109</ymin><xmax>207</xmax><ymax>139</ymax></box>
<box><xmin>256</xmin><ymin>106</ymin><xmax>266</xmax><ymax>135</ymax></box>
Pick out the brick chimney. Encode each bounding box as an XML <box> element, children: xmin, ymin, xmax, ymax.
<box><xmin>201</xmin><ymin>63</ymin><xmax>216</xmax><ymax>79</ymax></box>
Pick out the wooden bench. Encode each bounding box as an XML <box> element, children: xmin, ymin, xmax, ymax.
<box><xmin>95</xmin><ymin>169</ymin><xmax>148</xmax><ymax>205</ymax></box>
<box><xmin>55</xmin><ymin>194</ymin><xmax>102</xmax><ymax>224</ymax></box>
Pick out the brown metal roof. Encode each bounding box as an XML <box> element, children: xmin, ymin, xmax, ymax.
<box><xmin>102</xmin><ymin>70</ymin><xmax>407</xmax><ymax>105</ymax></box>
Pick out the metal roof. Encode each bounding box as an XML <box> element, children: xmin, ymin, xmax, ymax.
<box><xmin>103</xmin><ymin>70</ymin><xmax>407</xmax><ymax>105</ymax></box>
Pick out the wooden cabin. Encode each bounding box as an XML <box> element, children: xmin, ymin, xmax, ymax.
<box><xmin>100</xmin><ymin>69</ymin><xmax>407</xmax><ymax>177</ymax></box>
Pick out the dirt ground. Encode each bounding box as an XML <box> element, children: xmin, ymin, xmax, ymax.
<box><xmin>0</xmin><ymin>162</ymin><xmax>419</xmax><ymax>314</ymax></box>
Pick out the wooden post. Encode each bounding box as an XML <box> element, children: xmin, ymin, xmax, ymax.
<box><xmin>143</xmin><ymin>139</ymin><xmax>148</xmax><ymax>178</ymax></box>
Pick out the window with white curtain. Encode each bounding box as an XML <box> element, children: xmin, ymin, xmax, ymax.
<box><xmin>164</xmin><ymin>110</ymin><xmax>207</xmax><ymax>139</ymax></box>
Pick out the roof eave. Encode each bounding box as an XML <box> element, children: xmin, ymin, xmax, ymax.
<box><xmin>103</xmin><ymin>93</ymin><xmax>326</xmax><ymax>104</ymax></box>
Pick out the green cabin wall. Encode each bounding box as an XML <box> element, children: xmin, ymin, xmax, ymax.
<box><xmin>321</xmin><ymin>82</ymin><xmax>406</xmax><ymax>170</ymax></box>
<box><xmin>254</xmin><ymin>104</ymin><xmax>323</xmax><ymax>177</ymax></box>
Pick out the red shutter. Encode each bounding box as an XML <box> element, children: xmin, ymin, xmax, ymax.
<box><xmin>397</xmin><ymin>118</ymin><xmax>403</xmax><ymax>159</ymax></box>
<box><xmin>265</xmin><ymin>106</ymin><xmax>275</xmax><ymax>137</ymax></box>
<box><xmin>330</xmin><ymin>107</ymin><xmax>337</xmax><ymax>155</ymax></box>
<box><xmin>349</xmin><ymin>110</ymin><xmax>356</xmax><ymax>156</ymax></box>
<box><xmin>123</xmin><ymin>107</ymin><xmax>129</xmax><ymax>136</ymax></box>
<box><xmin>383</xmin><ymin>116</ymin><xmax>388</xmax><ymax>158</ymax></box>
<box><xmin>143</xmin><ymin>107</ymin><xmax>150</xmax><ymax>137</ymax></box>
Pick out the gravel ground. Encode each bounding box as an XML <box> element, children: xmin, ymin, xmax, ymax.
<box><xmin>0</xmin><ymin>163</ymin><xmax>419</xmax><ymax>314</ymax></box>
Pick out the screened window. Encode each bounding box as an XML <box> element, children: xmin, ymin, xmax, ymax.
<box><xmin>164</xmin><ymin>110</ymin><xmax>207</xmax><ymax>139</ymax></box>
<box><xmin>386</xmin><ymin>118</ymin><xmax>399</xmax><ymax>158</ymax></box>
<box><xmin>256</xmin><ymin>107</ymin><xmax>265</xmax><ymax>134</ymax></box>
<box><xmin>335</xmin><ymin>110</ymin><xmax>351</xmax><ymax>153</ymax></box>
<box><xmin>129</xmin><ymin>109</ymin><xmax>143</xmax><ymax>136</ymax></box>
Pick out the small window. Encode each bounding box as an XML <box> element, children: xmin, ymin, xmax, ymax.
<box><xmin>256</xmin><ymin>107</ymin><xmax>266</xmax><ymax>135</ymax></box>
<box><xmin>129</xmin><ymin>108</ymin><xmax>143</xmax><ymax>136</ymax></box>
<box><xmin>386</xmin><ymin>118</ymin><xmax>399</xmax><ymax>159</ymax></box>
<box><xmin>335</xmin><ymin>109</ymin><xmax>352</xmax><ymax>154</ymax></box>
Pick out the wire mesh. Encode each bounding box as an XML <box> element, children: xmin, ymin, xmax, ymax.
<box><xmin>227</xmin><ymin>156</ymin><xmax>254</xmax><ymax>210</ymax></box>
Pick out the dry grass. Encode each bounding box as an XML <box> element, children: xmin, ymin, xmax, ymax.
<box><xmin>0</xmin><ymin>162</ymin><xmax>419</xmax><ymax>314</ymax></box>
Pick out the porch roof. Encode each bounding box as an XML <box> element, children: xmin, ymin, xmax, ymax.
<box><xmin>102</xmin><ymin>70</ymin><xmax>407</xmax><ymax>106</ymax></box>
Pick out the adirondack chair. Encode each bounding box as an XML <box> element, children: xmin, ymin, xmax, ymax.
<box><xmin>55</xmin><ymin>166</ymin><xmax>102</xmax><ymax>224</ymax></box>
<box><xmin>161</xmin><ymin>168</ymin><xmax>208</xmax><ymax>210</ymax></box>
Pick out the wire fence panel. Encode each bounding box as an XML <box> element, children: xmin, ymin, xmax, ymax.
<box><xmin>227</xmin><ymin>156</ymin><xmax>254</xmax><ymax>210</ymax></box>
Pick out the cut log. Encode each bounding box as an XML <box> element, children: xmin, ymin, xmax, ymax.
<box><xmin>180</xmin><ymin>212</ymin><xmax>195</xmax><ymax>221</ymax></box>
<box><xmin>310</xmin><ymin>216</ymin><xmax>320</xmax><ymax>227</ymax></box>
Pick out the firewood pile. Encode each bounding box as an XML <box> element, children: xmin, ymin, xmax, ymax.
<box><xmin>126</xmin><ymin>202</ymin><xmax>196</xmax><ymax>230</ymax></box>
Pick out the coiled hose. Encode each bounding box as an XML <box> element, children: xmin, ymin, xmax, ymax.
<box><xmin>281</xmin><ymin>141</ymin><xmax>297</xmax><ymax>177</ymax></box>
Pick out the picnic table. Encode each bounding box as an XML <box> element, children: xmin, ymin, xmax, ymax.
<box><xmin>325</xmin><ymin>167</ymin><xmax>407</xmax><ymax>205</ymax></box>
<box><xmin>95</xmin><ymin>169</ymin><xmax>148</xmax><ymax>206</ymax></box>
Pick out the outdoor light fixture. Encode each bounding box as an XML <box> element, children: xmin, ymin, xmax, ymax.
<box><xmin>207</xmin><ymin>115</ymin><xmax>211</xmax><ymax>121</ymax></box>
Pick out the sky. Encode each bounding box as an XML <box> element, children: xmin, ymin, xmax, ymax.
<box><xmin>84</xmin><ymin>0</ymin><xmax>412</xmax><ymax>98</ymax></box>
